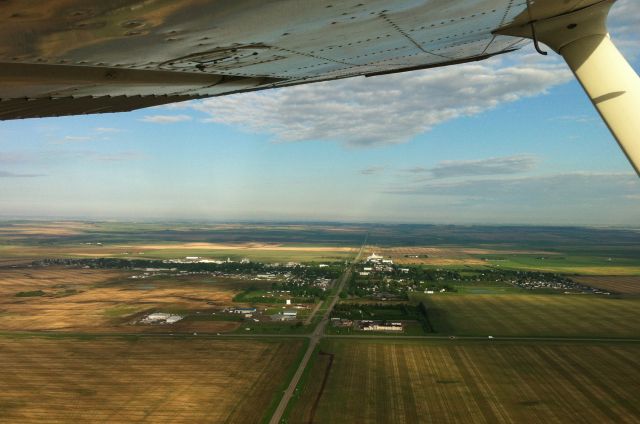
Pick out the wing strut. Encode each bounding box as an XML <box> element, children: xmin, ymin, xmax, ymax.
<box><xmin>498</xmin><ymin>0</ymin><xmax>640</xmax><ymax>176</ymax></box>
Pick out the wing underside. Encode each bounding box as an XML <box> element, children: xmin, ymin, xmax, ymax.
<box><xmin>0</xmin><ymin>0</ymin><xmax>603</xmax><ymax>119</ymax></box>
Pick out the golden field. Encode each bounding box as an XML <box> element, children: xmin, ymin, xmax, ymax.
<box><xmin>0</xmin><ymin>267</ymin><xmax>246</xmax><ymax>333</ymax></box>
<box><xmin>0</xmin><ymin>336</ymin><xmax>303</xmax><ymax>423</ymax></box>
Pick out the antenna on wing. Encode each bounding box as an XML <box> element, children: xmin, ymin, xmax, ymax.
<box><xmin>530</xmin><ymin>22</ymin><xmax>548</xmax><ymax>56</ymax></box>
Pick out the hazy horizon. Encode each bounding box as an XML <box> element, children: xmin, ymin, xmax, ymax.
<box><xmin>1</xmin><ymin>216</ymin><xmax>639</xmax><ymax>231</ymax></box>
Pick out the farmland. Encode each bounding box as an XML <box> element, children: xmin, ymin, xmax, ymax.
<box><xmin>0</xmin><ymin>242</ymin><xmax>356</xmax><ymax>264</ymax></box>
<box><xmin>413</xmin><ymin>293</ymin><xmax>640</xmax><ymax>338</ymax></box>
<box><xmin>0</xmin><ymin>221</ymin><xmax>361</xmax><ymax>263</ymax></box>
<box><xmin>571</xmin><ymin>275</ymin><xmax>640</xmax><ymax>295</ymax></box>
<box><xmin>288</xmin><ymin>340</ymin><xmax>640</xmax><ymax>424</ymax></box>
<box><xmin>2</xmin><ymin>220</ymin><xmax>640</xmax><ymax>273</ymax></box>
<box><xmin>0</xmin><ymin>267</ymin><xmax>252</xmax><ymax>333</ymax></box>
<box><xmin>2</xmin><ymin>220</ymin><xmax>640</xmax><ymax>422</ymax></box>
<box><xmin>0</xmin><ymin>335</ymin><xmax>304</xmax><ymax>423</ymax></box>
<box><xmin>365</xmin><ymin>246</ymin><xmax>640</xmax><ymax>275</ymax></box>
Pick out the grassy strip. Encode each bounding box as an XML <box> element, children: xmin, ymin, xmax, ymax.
<box><xmin>261</xmin><ymin>338</ymin><xmax>311</xmax><ymax>424</ymax></box>
<box><xmin>278</xmin><ymin>343</ymin><xmax>322</xmax><ymax>423</ymax></box>
<box><xmin>14</xmin><ymin>290</ymin><xmax>45</xmax><ymax>297</ymax></box>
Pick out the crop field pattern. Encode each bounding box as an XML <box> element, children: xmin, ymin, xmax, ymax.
<box><xmin>572</xmin><ymin>276</ymin><xmax>640</xmax><ymax>295</ymax></box>
<box><xmin>417</xmin><ymin>294</ymin><xmax>640</xmax><ymax>338</ymax></box>
<box><xmin>0</xmin><ymin>336</ymin><xmax>303</xmax><ymax>423</ymax></box>
<box><xmin>0</xmin><ymin>267</ymin><xmax>252</xmax><ymax>333</ymax></box>
<box><xmin>292</xmin><ymin>341</ymin><xmax>640</xmax><ymax>424</ymax></box>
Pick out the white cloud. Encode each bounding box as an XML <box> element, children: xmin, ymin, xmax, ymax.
<box><xmin>411</xmin><ymin>155</ymin><xmax>538</xmax><ymax>179</ymax></box>
<box><xmin>140</xmin><ymin>114</ymin><xmax>193</xmax><ymax>124</ymax></box>
<box><xmin>191</xmin><ymin>55</ymin><xmax>570</xmax><ymax>147</ymax></box>
<box><xmin>94</xmin><ymin>127</ymin><xmax>121</xmax><ymax>133</ymax></box>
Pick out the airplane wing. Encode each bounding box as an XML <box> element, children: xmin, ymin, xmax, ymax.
<box><xmin>0</xmin><ymin>0</ymin><xmax>597</xmax><ymax>120</ymax></box>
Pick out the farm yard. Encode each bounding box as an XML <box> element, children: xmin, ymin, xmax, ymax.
<box><xmin>288</xmin><ymin>340</ymin><xmax>640</xmax><ymax>424</ymax></box>
<box><xmin>414</xmin><ymin>293</ymin><xmax>640</xmax><ymax>338</ymax></box>
<box><xmin>571</xmin><ymin>276</ymin><xmax>640</xmax><ymax>295</ymax></box>
<box><xmin>0</xmin><ymin>267</ymin><xmax>251</xmax><ymax>333</ymax></box>
<box><xmin>0</xmin><ymin>335</ymin><xmax>303</xmax><ymax>423</ymax></box>
<box><xmin>364</xmin><ymin>246</ymin><xmax>488</xmax><ymax>266</ymax></box>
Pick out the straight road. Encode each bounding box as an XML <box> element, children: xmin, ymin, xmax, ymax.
<box><xmin>304</xmin><ymin>294</ymin><xmax>325</xmax><ymax>325</ymax></box>
<box><xmin>268</xmin><ymin>238</ymin><xmax>366</xmax><ymax>424</ymax></box>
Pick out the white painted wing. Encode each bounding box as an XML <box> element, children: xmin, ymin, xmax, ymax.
<box><xmin>0</xmin><ymin>0</ymin><xmax>604</xmax><ymax>119</ymax></box>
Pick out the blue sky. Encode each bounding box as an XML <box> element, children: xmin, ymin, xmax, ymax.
<box><xmin>1</xmin><ymin>1</ymin><xmax>639</xmax><ymax>226</ymax></box>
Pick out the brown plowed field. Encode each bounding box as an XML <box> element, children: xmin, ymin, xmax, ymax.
<box><xmin>572</xmin><ymin>276</ymin><xmax>640</xmax><ymax>295</ymax></box>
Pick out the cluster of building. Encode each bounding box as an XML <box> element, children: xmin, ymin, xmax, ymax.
<box><xmin>224</xmin><ymin>306</ymin><xmax>303</xmax><ymax>321</ymax></box>
<box><xmin>225</xmin><ymin>307</ymin><xmax>258</xmax><ymax>318</ymax></box>
<box><xmin>330</xmin><ymin>318</ymin><xmax>353</xmax><ymax>327</ymax></box>
<box><xmin>163</xmin><ymin>257</ymin><xmax>251</xmax><ymax>264</ymax></box>
<box><xmin>270</xmin><ymin>309</ymin><xmax>298</xmax><ymax>321</ymax></box>
<box><xmin>508</xmin><ymin>276</ymin><xmax>608</xmax><ymax>294</ymax></box>
<box><xmin>360</xmin><ymin>253</ymin><xmax>395</xmax><ymax>275</ymax></box>
<box><xmin>313</xmin><ymin>278</ymin><xmax>332</xmax><ymax>290</ymax></box>
<box><xmin>360</xmin><ymin>320</ymin><xmax>403</xmax><ymax>332</ymax></box>
<box><xmin>129</xmin><ymin>267</ymin><xmax>178</xmax><ymax>279</ymax></box>
<box><xmin>330</xmin><ymin>318</ymin><xmax>404</xmax><ymax>332</ymax></box>
<box><xmin>139</xmin><ymin>312</ymin><xmax>183</xmax><ymax>325</ymax></box>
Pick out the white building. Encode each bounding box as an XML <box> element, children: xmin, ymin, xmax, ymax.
<box><xmin>140</xmin><ymin>312</ymin><xmax>183</xmax><ymax>325</ymax></box>
<box><xmin>366</xmin><ymin>253</ymin><xmax>383</xmax><ymax>263</ymax></box>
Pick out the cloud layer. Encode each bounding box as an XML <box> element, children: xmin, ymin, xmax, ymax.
<box><xmin>387</xmin><ymin>172</ymin><xmax>640</xmax><ymax>202</ymax></box>
<box><xmin>411</xmin><ymin>155</ymin><xmax>538</xmax><ymax>179</ymax></box>
<box><xmin>0</xmin><ymin>170</ymin><xmax>45</xmax><ymax>178</ymax></box>
<box><xmin>140</xmin><ymin>114</ymin><xmax>192</xmax><ymax>124</ymax></box>
<box><xmin>192</xmin><ymin>58</ymin><xmax>570</xmax><ymax>147</ymax></box>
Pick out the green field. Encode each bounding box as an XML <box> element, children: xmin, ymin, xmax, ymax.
<box><xmin>288</xmin><ymin>340</ymin><xmax>640</xmax><ymax>424</ymax></box>
<box><xmin>482</xmin><ymin>254</ymin><xmax>640</xmax><ymax>276</ymax></box>
<box><xmin>123</xmin><ymin>248</ymin><xmax>354</xmax><ymax>263</ymax></box>
<box><xmin>413</xmin><ymin>293</ymin><xmax>640</xmax><ymax>338</ymax></box>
